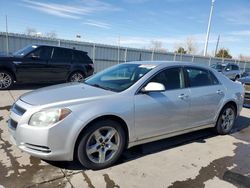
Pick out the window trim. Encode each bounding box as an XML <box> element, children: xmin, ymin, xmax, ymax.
<box><xmin>135</xmin><ymin>65</ymin><xmax>186</xmax><ymax>95</ymax></box>
<box><xmin>183</xmin><ymin>66</ymin><xmax>221</xmax><ymax>88</ymax></box>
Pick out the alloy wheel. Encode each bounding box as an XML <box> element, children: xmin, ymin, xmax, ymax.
<box><xmin>220</xmin><ymin>107</ymin><xmax>235</xmax><ymax>132</ymax></box>
<box><xmin>70</xmin><ymin>73</ymin><xmax>84</xmax><ymax>82</ymax></box>
<box><xmin>86</xmin><ymin>126</ymin><xmax>120</xmax><ymax>164</ymax></box>
<box><xmin>0</xmin><ymin>72</ymin><xmax>12</xmax><ymax>89</ymax></box>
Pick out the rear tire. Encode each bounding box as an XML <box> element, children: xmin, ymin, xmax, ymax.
<box><xmin>68</xmin><ymin>71</ymin><xmax>85</xmax><ymax>82</ymax></box>
<box><xmin>214</xmin><ymin>104</ymin><xmax>236</xmax><ymax>135</ymax></box>
<box><xmin>0</xmin><ymin>70</ymin><xmax>14</xmax><ymax>90</ymax></box>
<box><xmin>235</xmin><ymin>75</ymin><xmax>240</xmax><ymax>81</ymax></box>
<box><xmin>76</xmin><ymin>120</ymin><xmax>126</xmax><ymax>170</ymax></box>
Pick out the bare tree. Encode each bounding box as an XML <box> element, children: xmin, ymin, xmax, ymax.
<box><xmin>185</xmin><ymin>37</ymin><xmax>198</xmax><ymax>54</ymax></box>
<box><xmin>25</xmin><ymin>27</ymin><xmax>37</xmax><ymax>36</ymax></box>
<box><xmin>46</xmin><ymin>31</ymin><xmax>57</xmax><ymax>38</ymax></box>
<box><xmin>174</xmin><ymin>37</ymin><xmax>198</xmax><ymax>55</ymax></box>
<box><xmin>149</xmin><ymin>40</ymin><xmax>167</xmax><ymax>52</ymax></box>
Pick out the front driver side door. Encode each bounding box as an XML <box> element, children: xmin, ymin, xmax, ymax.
<box><xmin>16</xmin><ymin>46</ymin><xmax>53</xmax><ymax>82</ymax></box>
<box><xmin>134</xmin><ymin>67</ymin><xmax>191</xmax><ymax>140</ymax></box>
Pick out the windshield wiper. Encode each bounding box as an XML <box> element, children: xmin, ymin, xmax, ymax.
<box><xmin>88</xmin><ymin>83</ymin><xmax>116</xmax><ymax>92</ymax></box>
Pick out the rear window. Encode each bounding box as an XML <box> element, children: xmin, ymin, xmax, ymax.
<box><xmin>73</xmin><ymin>51</ymin><xmax>92</xmax><ymax>64</ymax></box>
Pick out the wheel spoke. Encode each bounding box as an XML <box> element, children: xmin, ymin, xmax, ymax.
<box><xmin>87</xmin><ymin>144</ymin><xmax>99</xmax><ymax>155</ymax></box>
<box><xmin>94</xmin><ymin>130</ymin><xmax>103</xmax><ymax>142</ymax></box>
<box><xmin>105</xmin><ymin>129</ymin><xmax>116</xmax><ymax>141</ymax></box>
<box><xmin>98</xmin><ymin>150</ymin><xmax>106</xmax><ymax>163</ymax></box>
<box><xmin>225</xmin><ymin>109</ymin><xmax>231</xmax><ymax>116</ymax></box>
<box><xmin>108</xmin><ymin>142</ymin><xmax>119</xmax><ymax>151</ymax></box>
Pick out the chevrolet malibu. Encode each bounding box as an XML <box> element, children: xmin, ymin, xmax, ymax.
<box><xmin>8</xmin><ymin>61</ymin><xmax>244</xmax><ymax>169</ymax></box>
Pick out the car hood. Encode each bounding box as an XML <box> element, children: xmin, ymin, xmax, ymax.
<box><xmin>0</xmin><ymin>56</ymin><xmax>22</xmax><ymax>62</ymax></box>
<box><xmin>239</xmin><ymin>76</ymin><xmax>250</xmax><ymax>84</ymax></box>
<box><xmin>20</xmin><ymin>82</ymin><xmax>115</xmax><ymax>106</ymax></box>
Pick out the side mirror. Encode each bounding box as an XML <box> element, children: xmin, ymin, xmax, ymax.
<box><xmin>141</xmin><ymin>82</ymin><xmax>165</xmax><ymax>93</ymax></box>
<box><xmin>225</xmin><ymin>68</ymin><xmax>230</xmax><ymax>71</ymax></box>
<box><xmin>29</xmin><ymin>53</ymin><xmax>40</xmax><ymax>59</ymax></box>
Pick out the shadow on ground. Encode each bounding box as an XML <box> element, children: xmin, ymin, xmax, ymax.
<box><xmin>46</xmin><ymin>114</ymin><xmax>250</xmax><ymax>171</ymax></box>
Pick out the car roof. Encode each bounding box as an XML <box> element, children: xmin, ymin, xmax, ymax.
<box><xmin>125</xmin><ymin>61</ymin><xmax>210</xmax><ymax>69</ymax></box>
<box><xmin>31</xmin><ymin>44</ymin><xmax>87</xmax><ymax>53</ymax></box>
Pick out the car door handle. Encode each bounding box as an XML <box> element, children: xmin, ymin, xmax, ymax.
<box><xmin>178</xmin><ymin>94</ymin><xmax>189</xmax><ymax>99</ymax></box>
<box><xmin>216</xmin><ymin>90</ymin><xmax>224</xmax><ymax>95</ymax></box>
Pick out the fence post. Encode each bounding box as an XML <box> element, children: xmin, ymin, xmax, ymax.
<box><xmin>151</xmin><ymin>48</ymin><xmax>154</xmax><ymax>61</ymax></box>
<box><xmin>92</xmin><ymin>43</ymin><xmax>96</xmax><ymax>65</ymax></box>
<box><xmin>244</xmin><ymin>61</ymin><xmax>247</xmax><ymax>72</ymax></box>
<box><xmin>180</xmin><ymin>52</ymin><xmax>183</xmax><ymax>61</ymax></box>
<box><xmin>124</xmin><ymin>48</ymin><xmax>127</xmax><ymax>62</ymax></box>
<box><xmin>173</xmin><ymin>53</ymin><xmax>176</xmax><ymax>61</ymax></box>
<box><xmin>208</xmin><ymin>57</ymin><xmax>212</xmax><ymax>66</ymax></box>
<box><xmin>58</xmin><ymin>39</ymin><xmax>61</xmax><ymax>46</ymax></box>
<box><xmin>192</xmin><ymin>55</ymin><xmax>195</xmax><ymax>62</ymax></box>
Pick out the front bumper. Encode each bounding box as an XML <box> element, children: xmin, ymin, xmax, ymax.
<box><xmin>8</xmin><ymin>100</ymin><xmax>83</xmax><ymax>161</ymax></box>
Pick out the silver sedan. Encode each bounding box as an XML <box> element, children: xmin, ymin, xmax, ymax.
<box><xmin>8</xmin><ymin>61</ymin><xmax>244</xmax><ymax>169</ymax></box>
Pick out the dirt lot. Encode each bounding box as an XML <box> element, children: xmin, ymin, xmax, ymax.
<box><xmin>0</xmin><ymin>84</ymin><xmax>250</xmax><ymax>188</ymax></box>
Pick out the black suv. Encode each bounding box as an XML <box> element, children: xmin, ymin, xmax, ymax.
<box><xmin>0</xmin><ymin>45</ymin><xmax>94</xmax><ymax>89</ymax></box>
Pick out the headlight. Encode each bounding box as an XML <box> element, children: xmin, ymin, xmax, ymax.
<box><xmin>29</xmin><ymin>108</ymin><xmax>71</xmax><ymax>127</ymax></box>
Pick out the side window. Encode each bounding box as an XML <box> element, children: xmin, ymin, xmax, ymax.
<box><xmin>73</xmin><ymin>51</ymin><xmax>92</xmax><ymax>64</ymax></box>
<box><xmin>232</xmin><ymin>65</ymin><xmax>239</xmax><ymax>70</ymax></box>
<box><xmin>186</xmin><ymin>67</ymin><xmax>216</xmax><ymax>87</ymax></box>
<box><xmin>225</xmin><ymin>65</ymin><xmax>232</xmax><ymax>71</ymax></box>
<box><xmin>149</xmin><ymin>67</ymin><xmax>184</xmax><ymax>90</ymax></box>
<box><xmin>208</xmin><ymin>71</ymin><xmax>220</xmax><ymax>85</ymax></box>
<box><xmin>27</xmin><ymin>47</ymin><xmax>52</xmax><ymax>60</ymax></box>
<box><xmin>52</xmin><ymin>48</ymin><xmax>72</xmax><ymax>62</ymax></box>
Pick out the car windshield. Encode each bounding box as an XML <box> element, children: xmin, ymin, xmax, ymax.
<box><xmin>85</xmin><ymin>63</ymin><xmax>155</xmax><ymax>92</ymax></box>
<box><xmin>211</xmin><ymin>64</ymin><xmax>225</xmax><ymax>71</ymax></box>
<box><xmin>13</xmin><ymin>45</ymin><xmax>38</xmax><ymax>57</ymax></box>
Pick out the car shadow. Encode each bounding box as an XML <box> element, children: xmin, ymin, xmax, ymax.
<box><xmin>45</xmin><ymin>114</ymin><xmax>250</xmax><ymax>171</ymax></box>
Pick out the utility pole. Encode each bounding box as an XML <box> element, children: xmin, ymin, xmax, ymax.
<box><xmin>214</xmin><ymin>34</ymin><xmax>220</xmax><ymax>57</ymax></box>
<box><xmin>5</xmin><ymin>15</ymin><xmax>9</xmax><ymax>55</ymax></box>
<box><xmin>204</xmin><ymin>0</ymin><xmax>215</xmax><ymax>56</ymax></box>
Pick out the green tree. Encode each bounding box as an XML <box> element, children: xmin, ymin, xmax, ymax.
<box><xmin>215</xmin><ymin>48</ymin><xmax>232</xmax><ymax>59</ymax></box>
<box><xmin>175</xmin><ymin>47</ymin><xmax>187</xmax><ymax>54</ymax></box>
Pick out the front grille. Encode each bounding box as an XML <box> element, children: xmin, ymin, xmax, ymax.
<box><xmin>11</xmin><ymin>104</ymin><xmax>26</xmax><ymax>116</ymax></box>
<box><xmin>24</xmin><ymin>143</ymin><xmax>51</xmax><ymax>153</ymax></box>
<box><xmin>244</xmin><ymin>84</ymin><xmax>250</xmax><ymax>92</ymax></box>
<box><xmin>9</xmin><ymin>119</ymin><xmax>18</xmax><ymax>130</ymax></box>
<box><xmin>245</xmin><ymin>92</ymin><xmax>250</xmax><ymax>99</ymax></box>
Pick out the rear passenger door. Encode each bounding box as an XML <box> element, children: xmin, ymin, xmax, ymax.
<box><xmin>185</xmin><ymin>66</ymin><xmax>225</xmax><ymax>127</ymax></box>
<box><xmin>48</xmin><ymin>48</ymin><xmax>72</xmax><ymax>81</ymax></box>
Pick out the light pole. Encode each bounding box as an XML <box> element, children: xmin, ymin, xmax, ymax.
<box><xmin>204</xmin><ymin>0</ymin><xmax>215</xmax><ymax>56</ymax></box>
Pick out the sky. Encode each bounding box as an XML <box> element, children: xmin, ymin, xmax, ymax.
<box><xmin>0</xmin><ymin>0</ymin><xmax>250</xmax><ymax>58</ymax></box>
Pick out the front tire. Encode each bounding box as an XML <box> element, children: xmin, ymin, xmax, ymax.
<box><xmin>214</xmin><ymin>104</ymin><xmax>236</xmax><ymax>135</ymax></box>
<box><xmin>77</xmin><ymin>120</ymin><xmax>126</xmax><ymax>170</ymax></box>
<box><xmin>0</xmin><ymin>71</ymin><xmax>14</xmax><ymax>90</ymax></box>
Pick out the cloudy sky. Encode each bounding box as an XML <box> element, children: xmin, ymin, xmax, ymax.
<box><xmin>0</xmin><ymin>0</ymin><xmax>250</xmax><ymax>57</ymax></box>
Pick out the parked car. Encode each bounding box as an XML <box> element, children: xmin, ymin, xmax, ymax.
<box><xmin>210</xmin><ymin>63</ymin><xmax>241</xmax><ymax>81</ymax></box>
<box><xmin>8</xmin><ymin>61</ymin><xmax>244</xmax><ymax>169</ymax></box>
<box><xmin>238</xmin><ymin>76</ymin><xmax>250</xmax><ymax>107</ymax></box>
<box><xmin>0</xmin><ymin>45</ymin><xmax>94</xmax><ymax>90</ymax></box>
<box><xmin>241</xmin><ymin>68</ymin><xmax>250</xmax><ymax>78</ymax></box>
